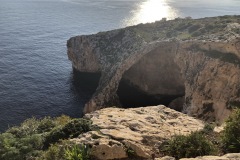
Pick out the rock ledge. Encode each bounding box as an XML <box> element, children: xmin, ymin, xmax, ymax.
<box><xmin>71</xmin><ymin>105</ymin><xmax>204</xmax><ymax>159</ymax></box>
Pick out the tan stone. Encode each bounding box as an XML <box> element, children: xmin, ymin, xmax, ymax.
<box><xmin>157</xmin><ymin>153</ymin><xmax>240</xmax><ymax>160</ymax></box>
<box><xmin>71</xmin><ymin>131</ymin><xmax>127</xmax><ymax>160</ymax></box>
<box><xmin>214</xmin><ymin>123</ymin><xmax>225</xmax><ymax>133</ymax></box>
<box><xmin>123</xmin><ymin>140</ymin><xmax>151</xmax><ymax>158</ymax></box>
<box><xmin>156</xmin><ymin>156</ymin><xmax>176</xmax><ymax>160</ymax></box>
<box><xmin>180</xmin><ymin>153</ymin><xmax>240</xmax><ymax>160</ymax></box>
<box><xmin>71</xmin><ymin>105</ymin><xmax>204</xmax><ymax>159</ymax></box>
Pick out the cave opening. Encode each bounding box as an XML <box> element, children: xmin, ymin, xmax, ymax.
<box><xmin>116</xmin><ymin>47</ymin><xmax>185</xmax><ymax>112</ymax></box>
<box><xmin>71</xmin><ymin>67</ymin><xmax>101</xmax><ymax>103</ymax></box>
<box><xmin>117</xmin><ymin>79</ymin><xmax>185</xmax><ymax>111</ymax></box>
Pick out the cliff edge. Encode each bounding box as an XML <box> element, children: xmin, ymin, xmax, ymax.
<box><xmin>71</xmin><ymin>105</ymin><xmax>204</xmax><ymax>159</ymax></box>
<box><xmin>67</xmin><ymin>15</ymin><xmax>240</xmax><ymax>122</ymax></box>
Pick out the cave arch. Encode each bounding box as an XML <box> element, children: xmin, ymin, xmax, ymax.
<box><xmin>117</xmin><ymin>46</ymin><xmax>185</xmax><ymax>111</ymax></box>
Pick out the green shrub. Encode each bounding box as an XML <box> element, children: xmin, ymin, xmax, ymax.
<box><xmin>175</xmin><ymin>22</ymin><xmax>192</xmax><ymax>31</ymax></box>
<box><xmin>6</xmin><ymin>118</ymin><xmax>40</xmax><ymax>137</ymax></box>
<box><xmin>205</xmin><ymin>24</ymin><xmax>214</xmax><ymax>30</ymax></box>
<box><xmin>125</xmin><ymin>146</ymin><xmax>136</xmax><ymax>158</ymax></box>
<box><xmin>222</xmin><ymin>109</ymin><xmax>240</xmax><ymax>152</ymax></box>
<box><xmin>40</xmin><ymin>144</ymin><xmax>63</xmax><ymax>160</ymax></box>
<box><xmin>44</xmin><ymin>119</ymin><xmax>92</xmax><ymax>148</ymax></box>
<box><xmin>159</xmin><ymin>131</ymin><xmax>215</xmax><ymax>159</ymax></box>
<box><xmin>64</xmin><ymin>144</ymin><xmax>90</xmax><ymax>160</ymax></box>
<box><xmin>0</xmin><ymin>133</ymin><xmax>43</xmax><ymax>160</ymax></box>
<box><xmin>201</xmin><ymin>123</ymin><xmax>214</xmax><ymax>134</ymax></box>
<box><xmin>55</xmin><ymin>115</ymin><xmax>72</xmax><ymax>126</ymax></box>
<box><xmin>37</xmin><ymin>117</ymin><xmax>56</xmax><ymax>133</ymax></box>
<box><xmin>191</xmin><ymin>30</ymin><xmax>201</xmax><ymax>37</ymax></box>
<box><xmin>188</xmin><ymin>24</ymin><xmax>201</xmax><ymax>33</ymax></box>
<box><xmin>0</xmin><ymin>115</ymin><xmax>74</xmax><ymax>160</ymax></box>
<box><xmin>38</xmin><ymin>143</ymin><xmax>64</xmax><ymax>160</ymax></box>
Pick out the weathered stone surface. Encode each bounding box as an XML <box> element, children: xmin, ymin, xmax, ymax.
<box><xmin>180</xmin><ymin>153</ymin><xmax>240</xmax><ymax>160</ymax></box>
<box><xmin>72</xmin><ymin>131</ymin><xmax>128</xmax><ymax>160</ymax></box>
<box><xmin>168</xmin><ymin>97</ymin><xmax>185</xmax><ymax>111</ymax></box>
<box><xmin>156</xmin><ymin>156</ymin><xmax>176</xmax><ymax>160</ymax></box>
<box><xmin>155</xmin><ymin>156</ymin><xmax>176</xmax><ymax>160</ymax></box>
<box><xmin>157</xmin><ymin>153</ymin><xmax>240</xmax><ymax>160</ymax></box>
<box><xmin>71</xmin><ymin>105</ymin><xmax>204</xmax><ymax>159</ymax></box>
<box><xmin>175</xmin><ymin>41</ymin><xmax>240</xmax><ymax>122</ymax></box>
<box><xmin>214</xmin><ymin>124</ymin><xmax>225</xmax><ymax>133</ymax></box>
<box><xmin>67</xmin><ymin>16</ymin><xmax>240</xmax><ymax>122</ymax></box>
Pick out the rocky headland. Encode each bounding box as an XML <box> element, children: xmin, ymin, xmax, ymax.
<box><xmin>67</xmin><ymin>15</ymin><xmax>240</xmax><ymax>123</ymax></box>
<box><xmin>1</xmin><ymin>16</ymin><xmax>240</xmax><ymax>160</ymax></box>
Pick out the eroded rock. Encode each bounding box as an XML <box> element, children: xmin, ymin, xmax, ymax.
<box><xmin>67</xmin><ymin>16</ymin><xmax>240</xmax><ymax>122</ymax></box>
<box><xmin>180</xmin><ymin>153</ymin><xmax>240</xmax><ymax>160</ymax></box>
<box><xmin>71</xmin><ymin>105</ymin><xmax>204</xmax><ymax>159</ymax></box>
<box><xmin>157</xmin><ymin>153</ymin><xmax>240</xmax><ymax>160</ymax></box>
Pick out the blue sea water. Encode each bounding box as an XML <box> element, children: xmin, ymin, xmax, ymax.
<box><xmin>0</xmin><ymin>0</ymin><xmax>240</xmax><ymax>132</ymax></box>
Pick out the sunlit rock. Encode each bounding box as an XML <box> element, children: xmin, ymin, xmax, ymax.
<box><xmin>67</xmin><ymin>15</ymin><xmax>240</xmax><ymax>122</ymax></box>
<box><xmin>71</xmin><ymin>105</ymin><xmax>204</xmax><ymax>159</ymax></box>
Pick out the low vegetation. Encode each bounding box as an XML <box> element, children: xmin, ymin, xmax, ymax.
<box><xmin>131</xmin><ymin>15</ymin><xmax>240</xmax><ymax>42</ymax></box>
<box><xmin>159</xmin><ymin>131</ymin><xmax>216</xmax><ymax>159</ymax></box>
<box><xmin>64</xmin><ymin>144</ymin><xmax>90</xmax><ymax>160</ymax></box>
<box><xmin>159</xmin><ymin>108</ymin><xmax>240</xmax><ymax>159</ymax></box>
<box><xmin>44</xmin><ymin>118</ymin><xmax>92</xmax><ymax>148</ymax></box>
<box><xmin>222</xmin><ymin>109</ymin><xmax>240</xmax><ymax>152</ymax></box>
<box><xmin>1</xmin><ymin>108</ymin><xmax>240</xmax><ymax>159</ymax></box>
<box><xmin>0</xmin><ymin>115</ymin><xmax>93</xmax><ymax>160</ymax></box>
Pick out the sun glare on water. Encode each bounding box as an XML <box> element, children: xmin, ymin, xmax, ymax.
<box><xmin>123</xmin><ymin>0</ymin><xmax>178</xmax><ymax>26</ymax></box>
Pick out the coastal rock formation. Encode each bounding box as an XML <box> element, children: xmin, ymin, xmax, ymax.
<box><xmin>71</xmin><ymin>105</ymin><xmax>204</xmax><ymax>159</ymax></box>
<box><xmin>67</xmin><ymin>16</ymin><xmax>240</xmax><ymax>122</ymax></box>
<box><xmin>157</xmin><ymin>153</ymin><xmax>240</xmax><ymax>160</ymax></box>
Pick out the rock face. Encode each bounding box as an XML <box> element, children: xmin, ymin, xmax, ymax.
<box><xmin>157</xmin><ymin>153</ymin><xmax>240</xmax><ymax>160</ymax></box>
<box><xmin>71</xmin><ymin>105</ymin><xmax>204</xmax><ymax>159</ymax></box>
<box><xmin>67</xmin><ymin>16</ymin><xmax>240</xmax><ymax>122</ymax></box>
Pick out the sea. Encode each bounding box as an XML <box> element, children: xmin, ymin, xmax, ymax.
<box><xmin>0</xmin><ymin>0</ymin><xmax>240</xmax><ymax>132</ymax></box>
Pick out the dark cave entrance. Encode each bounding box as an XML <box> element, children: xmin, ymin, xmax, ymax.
<box><xmin>116</xmin><ymin>47</ymin><xmax>186</xmax><ymax>112</ymax></box>
<box><xmin>117</xmin><ymin>79</ymin><xmax>184</xmax><ymax>111</ymax></box>
<box><xmin>72</xmin><ymin>68</ymin><xmax>101</xmax><ymax>103</ymax></box>
<box><xmin>117</xmin><ymin>80</ymin><xmax>184</xmax><ymax>111</ymax></box>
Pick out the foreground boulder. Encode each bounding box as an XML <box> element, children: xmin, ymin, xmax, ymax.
<box><xmin>71</xmin><ymin>105</ymin><xmax>204</xmax><ymax>159</ymax></box>
<box><xmin>67</xmin><ymin>15</ymin><xmax>240</xmax><ymax>122</ymax></box>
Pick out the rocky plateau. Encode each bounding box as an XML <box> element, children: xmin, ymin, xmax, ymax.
<box><xmin>71</xmin><ymin>105</ymin><xmax>204</xmax><ymax>159</ymax></box>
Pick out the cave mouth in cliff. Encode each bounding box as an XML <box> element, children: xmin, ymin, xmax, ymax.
<box><xmin>71</xmin><ymin>68</ymin><xmax>101</xmax><ymax>103</ymax></box>
<box><xmin>117</xmin><ymin>79</ymin><xmax>185</xmax><ymax>111</ymax></box>
<box><xmin>116</xmin><ymin>46</ymin><xmax>186</xmax><ymax>112</ymax></box>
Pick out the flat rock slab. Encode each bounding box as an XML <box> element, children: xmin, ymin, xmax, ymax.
<box><xmin>71</xmin><ymin>105</ymin><xmax>204</xmax><ymax>159</ymax></box>
<box><xmin>157</xmin><ymin>153</ymin><xmax>240</xmax><ymax>160</ymax></box>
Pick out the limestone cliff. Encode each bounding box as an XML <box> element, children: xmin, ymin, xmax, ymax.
<box><xmin>71</xmin><ymin>105</ymin><xmax>204</xmax><ymax>159</ymax></box>
<box><xmin>67</xmin><ymin>15</ymin><xmax>240</xmax><ymax>122</ymax></box>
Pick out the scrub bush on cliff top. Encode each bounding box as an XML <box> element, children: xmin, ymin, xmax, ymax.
<box><xmin>37</xmin><ymin>140</ymin><xmax>91</xmax><ymax>160</ymax></box>
<box><xmin>0</xmin><ymin>115</ymin><xmax>92</xmax><ymax>160</ymax></box>
<box><xmin>43</xmin><ymin>118</ymin><xmax>93</xmax><ymax>148</ymax></box>
<box><xmin>222</xmin><ymin>108</ymin><xmax>240</xmax><ymax>153</ymax></box>
<box><xmin>0</xmin><ymin>130</ymin><xmax>44</xmax><ymax>160</ymax></box>
<box><xmin>64</xmin><ymin>144</ymin><xmax>90</xmax><ymax>160</ymax></box>
<box><xmin>159</xmin><ymin>131</ymin><xmax>215</xmax><ymax>159</ymax></box>
<box><xmin>37</xmin><ymin>140</ymin><xmax>72</xmax><ymax>160</ymax></box>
